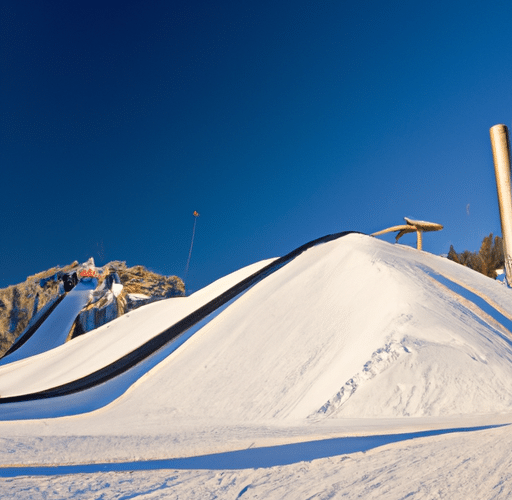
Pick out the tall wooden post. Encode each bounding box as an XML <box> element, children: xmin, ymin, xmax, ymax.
<box><xmin>490</xmin><ymin>124</ymin><xmax>512</xmax><ymax>285</ymax></box>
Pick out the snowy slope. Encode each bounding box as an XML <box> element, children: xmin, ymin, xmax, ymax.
<box><xmin>0</xmin><ymin>258</ymin><xmax>275</xmax><ymax>399</ymax></box>
<box><xmin>2</xmin><ymin>233</ymin><xmax>512</xmax><ymax>424</ymax></box>
<box><xmin>1</xmin><ymin>233</ymin><xmax>512</xmax><ymax>498</ymax></box>
<box><xmin>0</xmin><ymin>280</ymin><xmax>97</xmax><ymax>366</ymax></box>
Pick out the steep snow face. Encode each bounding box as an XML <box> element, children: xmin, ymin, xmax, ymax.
<box><xmin>66</xmin><ymin>233</ymin><xmax>512</xmax><ymax>427</ymax></box>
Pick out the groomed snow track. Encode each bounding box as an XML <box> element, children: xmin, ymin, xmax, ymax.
<box><xmin>0</xmin><ymin>280</ymin><xmax>97</xmax><ymax>367</ymax></box>
<box><xmin>1</xmin><ymin>295</ymin><xmax>65</xmax><ymax>358</ymax></box>
<box><xmin>0</xmin><ymin>231</ymin><xmax>358</xmax><ymax>404</ymax></box>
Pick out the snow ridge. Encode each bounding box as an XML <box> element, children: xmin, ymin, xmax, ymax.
<box><xmin>312</xmin><ymin>341</ymin><xmax>411</xmax><ymax>419</ymax></box>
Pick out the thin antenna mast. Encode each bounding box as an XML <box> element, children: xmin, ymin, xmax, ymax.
<box><xmin>184</xmin><ymin>211</ymin><xmax>200</xmax><ymax>284</ymax></box>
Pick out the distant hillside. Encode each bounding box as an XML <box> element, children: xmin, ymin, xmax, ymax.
<box><xmin>0</xmin><ymin>261</ymin><xmax>185</xmax><ymax>356</ymax></box>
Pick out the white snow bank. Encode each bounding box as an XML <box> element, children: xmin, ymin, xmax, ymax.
<box><xmin>126</xmin><ymin>293</ymin><xmax>149</xmax><ymax>300</ymax></box>
<box><xmin>111</xmin><ymin>282</ymin><xmax>123</xmax><ymax>297</ymax></box>
<box><xmin>3</xmin><ymin>234</ymin><xmax>512</xmax><ymax>421</ymax></box>
<box><xmin>3</xmin><ymin>234</ymin><xmax>512</xmax><ymax>420</ymax></box>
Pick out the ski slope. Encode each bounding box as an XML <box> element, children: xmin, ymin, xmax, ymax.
<box><xmin>1</xmin><ymin>233</ymin><xmax>512</xmax><ymax>499</ymax></box>
<box><xmin>0</xmin><ymin>280</ymin><xmax>97</xmax><ymax>366</ymax></box>
<box><xmin>0</xmin><ymin>257</ymin><xmax>278</xmax><ymax>403</ymax></box>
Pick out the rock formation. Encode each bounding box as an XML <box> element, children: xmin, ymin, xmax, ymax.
<box><xmin>0</xmin><ymin>260</ymin><xmax>185</xmax><ymax>356</ymax></box>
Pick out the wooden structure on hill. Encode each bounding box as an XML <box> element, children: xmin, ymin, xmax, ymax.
<box><xmin>372</xmin><ymin>217</ymin><xmax>443</xmax><ymax>251</ymax></box>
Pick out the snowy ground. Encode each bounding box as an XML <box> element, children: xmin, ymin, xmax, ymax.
<box><xmin>1</xmin><ymin>233</ymin><xmax>512</xmax><ymax>498</ymax></box>
<box><xmin>2</xmin><ymin>423</ymin><xmax>512</xmax><ymax>499</ymax></box>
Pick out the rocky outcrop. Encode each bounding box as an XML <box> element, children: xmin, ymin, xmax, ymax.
<box><xmin>69</xmin><ymin>262</ymin><xmax>185</xmax><ymax>338</ymax></box>
<box><xmin>0</xmin><ymin>260</ymin><xmax>185</xmax><ymax>355</ymax></box>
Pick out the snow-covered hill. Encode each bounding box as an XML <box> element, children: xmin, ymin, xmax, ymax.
<box><xmin>1</xmin><ymin>233</ymin><xmax>512</xmax><ymax>499</ymax></box>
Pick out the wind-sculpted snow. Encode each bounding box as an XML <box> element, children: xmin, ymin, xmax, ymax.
<box><xmin>0</xmin><ymin>424</ymin><xmax>505</xmax><ymax>475</ymax></box>
<box><xmin>2</xmin><ymin>233</ymin><xmax>512</xmax><ymax>498</ymax></box>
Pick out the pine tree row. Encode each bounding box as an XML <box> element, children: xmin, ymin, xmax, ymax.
<box><xmin>447</xmin><ymin>234</ymin><xmax>504</xmax><ymax>279</ymax></box>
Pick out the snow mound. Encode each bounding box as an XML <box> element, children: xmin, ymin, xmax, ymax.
<box><xmin>2</xmin><ymin>233</ymin><xmax>512</xmax><ymax>429</ymax></box>
<box><xmin>74</xmin><ymin>233</ymin><xmax>512</xmax><ymax>426</ymax></box>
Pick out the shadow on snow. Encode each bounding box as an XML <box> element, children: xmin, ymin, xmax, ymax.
<box><xmin>0</xmin><ymin>424</ymin><xmax>507</xmax><ymax>477</ymax></box>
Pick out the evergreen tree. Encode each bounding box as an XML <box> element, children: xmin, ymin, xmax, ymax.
<box><xmin>447</xmin><ymin>234</ymin><xmax>504</xmax><ymax>278</ymax></box>
<box><xmin>479</xmin><ymin>234</ymin><xmax>493</xmax><ymax>278</ymax></box>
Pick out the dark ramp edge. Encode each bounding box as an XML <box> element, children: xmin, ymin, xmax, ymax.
<box><xmin>0</xmin><ymin>231</ymin><xmax>360</xmax><ymax>404</ymax></box>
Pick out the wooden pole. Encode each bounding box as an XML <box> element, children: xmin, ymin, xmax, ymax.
<box><xmin>416</xmin><ymin>230</ymin><xmax>423</xmax><ymax>251</ymax></box>
<box><xmin>490</xmin><ymin>124</ymin><xmax>512</xmax><ymax>285</ymax></box>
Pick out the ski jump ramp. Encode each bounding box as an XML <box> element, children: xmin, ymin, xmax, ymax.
<box><xmin>0</xmin><ymin>280</ymin><xmax>96</xmax><ymax>366</ymax></box>
<box><xmin>0</xmin><ymin>232</ymin><xmax>355</xmax><ymax>410</ymax></box>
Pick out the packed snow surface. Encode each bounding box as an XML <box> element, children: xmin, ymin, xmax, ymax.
<box><xmin>2</xmin><ymin>233</ymin><xmax>512</xmax><ymax>499</ymax></box>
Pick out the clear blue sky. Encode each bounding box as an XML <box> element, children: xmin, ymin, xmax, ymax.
<box><xmin>2</xmin><ymin>0</ymin><xmax>512</xmax><ymax>292</ymax></box>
